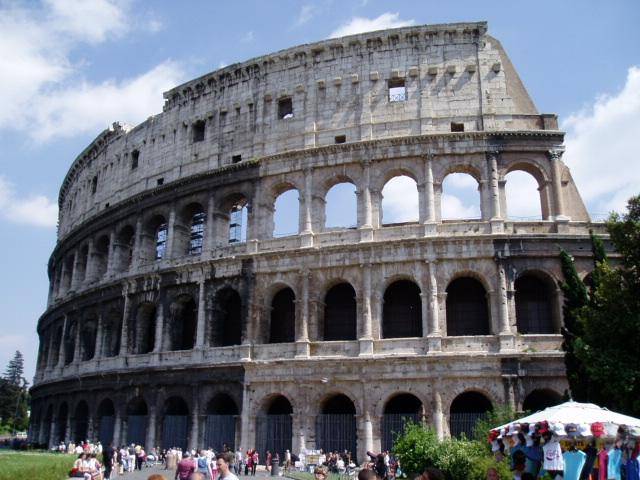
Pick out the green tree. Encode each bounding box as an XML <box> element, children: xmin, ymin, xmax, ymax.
<box><xmin>4</xmin><ymin>351</ymin><xmax>25</xmax><ymax>385</ymax></box>
<box><xmin>572</xmin><ymin>195</ymin><xmax>640</xmax><ymax>416</ymax></box>
<box><xmin>0</xmin><ymin>351</ymin><xmax>29</xmax><ymax>433</ymax></box>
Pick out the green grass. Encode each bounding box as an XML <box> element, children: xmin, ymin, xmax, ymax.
<box><xmin>0</xmin><ymin>451</ymin><xmax>76</xmax><ymax>480</ymax></box>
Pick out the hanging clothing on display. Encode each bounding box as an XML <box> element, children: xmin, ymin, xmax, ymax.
<box><xmin>563</xmin><ymin>449</ymin><xmax>587</xmax><ymax>480</ymax></box>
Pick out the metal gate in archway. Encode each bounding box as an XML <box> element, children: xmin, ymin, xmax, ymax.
<box><xmin>204</xmin><ymin>415</ymin><xmax>236</xmax><ymax>451</ymax></box>
<box><xmin>316</xmin><ymin>414</ymin><xmax>356</xmax><ymax>457</ymax></box>
<box><xmin>162</xmin><ymin>415</ymin><xmax>188</xmax><ymax>449</ymax></box>
<box><xmin>449</xmin><ymin>412</ymin><xmax>485</xmax><ymax>438</ymax></box>
<box><xmin>381</xmin><ymin>413</ymin><xmax>421</xmax><ymax>451</ymax></box>
<box><xmin>256</xmin><ymin>414</ymin><xmax>292</xmax><ymax>457</ymax></box>
<box><xmin>99</xmin><ymin>416</ymin><xmax>115</xmax><ymax>446</ymax></box>
<box><xmin>127</xmin><ymin>415</ymin><xmax>147</xmax><ymax>446</ymax></box>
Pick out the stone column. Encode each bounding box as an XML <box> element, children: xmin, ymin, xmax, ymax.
<box><xmin>94</xmin><ymin>314</ymin><xmax>103</xmax><ymax>359</ymax></box>
<box><xmin>370</xmin><ymin>190</ymin><xmax>382</xmax><ymax>229</ymax></box>
<box><xmin>87</xmin><ymin>416</ymin><xmax>95</xmax><ymax>442</ymax></box>
<box><xmin>239</xmin><ymin>384</ymin><xmax>252</xmax><ymax>454</ymax></box>
<box><xmin>132</xmin><ymin>216</ymin><xmax>143</xmax><ymax>268</ymax></box>
<box><xmin>423</xmin><ymin>154</ymin><xmax>437</xmax><ymax>235</ymax></box>
<box><xmin>112</xmin><ymin>408</ymin><xmax>122</xmax><ymax>447</ymax></box>
<box><xmin>433</xmin><ymin>391</ymin><xmax>444</xmax><ymax>440</ymax></box>
<box><xmin>549</xmin><ymin>149</ymin><xmax>569</xmax><ymax>220</ymax></box>
<box><xmin>70</xmin><ymin>251</ymin><xmax>83</xmax><ymax>292</ymax></box>
<box><xmin>73</xmin><ymin>319</ymin><xmax>82</xmax><ymax>363</ymax></box>
<box><xmin>359</xmin><ymin>161</ymin><xmax>373</xmax><ymax>242</ymax></box>
<box><xmin>49</xmin><ymin>415</ymin><xmax>57</xmax><ymax>448</ymax></box>
<box><xmin>189</xmin><ymin>392</ymin><xmax>199</xmax><ymax>451</ymax></box>
<box><xmin>119</xmin><ymin>285</ymin><xmax>131</xmax><ymax>356</ymax></box>
<box><xmin>487</xmin><ymin>149</ymin><xmax>501</xmax><ymax>220</ymax></box>
<box><xmin>105</xmin><ymin>230</ymin><xmax>116</xmax><ymax>278</ymax></box>
<box><xmin>359</xmin><ymin>264</ymin><xmax>373</xmax><ymax>355</ymax></box>
<box><xmin>205</xmin><ymin>194</ymin><xmax>216</xmax><ymax>255</ymax></box>
<box><xmin>165</xmin><ymin>204</ymin><xmax>176</xmax><ymax>259</ymax></box>
<box><xmin>195</xmin><ymin>275</ymin><xmax>207</xmax><ymax>348</ymax></box>
<box><xmin>295</xmin><ymin>270</ymin><xmax>310</xmax><ymax>357</ymax></box>
<box><xmin>154</xmin><ymin>300</ymin><xmax>164</xmax><ymax>353</ymax></box>
<box><xmin>58</xmin><ymin>315</ymin><xmax>68</xmax><ymax>367</ymax></box>
<box><xmin>300</xmin><ymin>168</ymin><xmax>314</xmax><ymax>247</ymax></box>
<box><xmin>64</xmin><ymin>414</ymin><xmax>71</xmax><ymax>444</ymax></box>
<box><xmin>146</xmin><ymin>403</ymin><xmax>156</xmax><ymax>450</ymax></box>
<box><xmin>361</xmin><ymin>410</ymin><xmax>374</xmax><ymax>459</ymax></box>
<box><xmin>497</xmin><ymin>261</ymin><xmax>511</xmax><ymax>335</ymax></box>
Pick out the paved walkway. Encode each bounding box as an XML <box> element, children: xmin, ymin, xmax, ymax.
<box><xmin>113</xmin><ymin>467</ymin><xmax>273</xmax><ymax>480</ymax></box>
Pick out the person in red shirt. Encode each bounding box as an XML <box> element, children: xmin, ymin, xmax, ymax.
<box><xmin>175</xmin><ymin>452</ymin><xmax>196</xmax><ymax>480</ymax></box>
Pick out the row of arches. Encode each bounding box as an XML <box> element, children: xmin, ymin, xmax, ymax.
<box><xmin>36</xmin><ymin>388</ymin><xmax>562</xmax><ymax>454</ymax></box>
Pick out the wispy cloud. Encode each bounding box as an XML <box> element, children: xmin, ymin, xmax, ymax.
<box><xmin>381</xmin><ymin>176</ymin><xmax>419</xmax><ymax>223</ymax></box>
<box><xmin>0</xmin><ymin>0</ymin><xmax>184</xmax><ymax>141</ymax></box>
<box><xmin>562</xmin><ymin>66</ymin><xmax>640</xmax><ymax>215</ymax></box>
<box><xmin>296</xmin><ymin>4</ymin><xmax>317</xmax><ymax>27</ymax></box>
<box><xmin>241</xmin><ymin>31</ymin><xmax>255</xmax><ymax>43</ymax></box>
<box><xmin>0</xmin><ymin>176</ymin><xmax>58</xmax><ymax>228</ymax></box>
<box><xmin>329</xmin><ymin>12</ymin><xmax>415</xmax><ymax>38</ymax></box>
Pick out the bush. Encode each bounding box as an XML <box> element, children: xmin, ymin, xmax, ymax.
<box><xmin>392</xmin><ymin>423</ymin><xmax>511</xmax><ymax>480</ymax></box>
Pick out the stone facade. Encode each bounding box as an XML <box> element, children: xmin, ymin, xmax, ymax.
<box><xmin>30</xmin><ymin>22</ymin><xmax>603</xmax><ymax>460</ymax></box>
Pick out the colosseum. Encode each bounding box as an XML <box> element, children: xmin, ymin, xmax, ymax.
<box><xmin>29</xmin><ymin>21</ymin><xmax>604</xmax><ymax>460</ymax></box>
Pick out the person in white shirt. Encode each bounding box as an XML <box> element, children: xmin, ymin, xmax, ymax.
<box><xmin>217</xmin><ymin>452</ymin><xmax>239</xmax><ymax>480</ymax></box>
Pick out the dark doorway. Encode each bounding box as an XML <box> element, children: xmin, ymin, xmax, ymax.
<box><xmin>73</xmin><ymin>401</ymin><xmax>89</xmax><ymax>443</ymax></box>
<box><xmin>204</xmin><ymin>394</ymin><xmax>238</xmax><ymax>451</ymax></box>
<box><xmin>270</xmin><ymin>288</ymin><xmax>295</xmax><ymax>343</ymax></box>
<box><xmin>446</xmin><ymin>277</ymin><xmax>490</xmax><ymax>335</ymax></box>
<box><xmin>324</xmin><ymin>283</ymin><xmax>357</xmax><ymax>341</ymax></box>
<box><xmin>382</xmin><ymin>280</ymin><xmax>422</xmax><ymax>338</ymax></box>
<box><xmin>132</xmin><ymin>303</ymin><xmax>156</xmax><ymax>354</ymax></box>
<box><xmin>449</xmin><ymin>392</ymin><xmax>492</xmax><ymax>438</ymax></box>
<box><xmin>214</xmin><ymin>288</ymin><xmax>242</xmax><ymax>346</ymax></box>
<box><xmin>162</xmin><ymin>397</ymin><xmax>189</xmax><ymax>450</ymax></box>
<box><xmin>522</xmin><ymin>389</ymin><xmax>562</xmax><ymax>413</ymax></box>
<box><xmin>126</xmin><ymin>397</ymin><xmax>148</xmax><ymax>446</ymax></box>
<box><xmin>382</xmin><ymin>394</ymin><xmax>423</xmax><ymax>451</ymax></box>
<box><xmin>169</xmin><ymin>295</ymin><xmax>197</xmax><ymax>351</ymax></box>
<box><xmin>515</xmin><ymin>274</ymin><xmax>554</xmax><ymax>334</ymax></box>
<box><xmin>97</xmin><ymin>399</ymin><xmax>115</xmax><ymax>446</ymax></box>
<box><xmin>316</xmin><ymin>394</ymin><xmax>357</xmax><ymax>459</ymax></box>
<box><xmin>256</xmin><ymin>396</ymin><xmax>293</xmax><ymax>458</ymax></box>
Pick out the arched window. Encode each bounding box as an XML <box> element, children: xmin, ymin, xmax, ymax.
<box><xmin>114</xmin><ymin>226</ymin><xmax>135</xmax><ymax>272</ymax></box>
<box><xmin>381</xmin><ymin>175</ymin><xmax>419</xmax><ymax>225</ymax></box>
<box><xmin>325</xmin><ymin>182</ymin><xmax>357</xmax><ymax>229</ymax></box>
<box><xmin>441</xmin><ymin>173</ymin><xmax>480</xmax><ymax>220</ymax></box>
<box><xmin>229</xmin><ymin>201</ymin><xmax>248</xmax><ymax>244</ymax></box>
<box><xmin>50</xmin><ymin>325</ymin><xmax>63</xmax><ymax>366</ymax></box>
<box><xmin>515</xmin><ymin>274</ymin><xmax>555</xmax><ymax>334</ymax></box>
<box><xmin>270</xmin><ymin>287</ymin><xmax>295</xmax><ymax>343</ymax></box>
<box><xmin>126</xmin><ymin>397</ymin><xmax>148</xmax><ymax>446</ymax></box>
<box><xmin>205</xmin><ymin>394</ymin><xmax>239</xmax><ymax>451</ymax></box>
<box><xmin>80</xmin><ymin>318</ymin><xmax>97</xmax><ymax>361</ymax></box>
<box><xmin>101</xmin><ymin>309</ymin><xmax>121</xmax><ymax>358</ymax></box>
<box><xmin>317</xmin><ymin>394</ymin><xmax>356</xmax><ymax>458</ymax></box>
<box><xmin>97</xmin><ymin>399</ymin><xmax>115</xmax><ymax>446</ymax></box>
<box><xmin>189</xmin><ymin>211</ymin><xmax>206</xmax><ymax>255</ymax></box>
<box><xmin>168</xmin><ymin>295</ymin><xmax>197</xmax><ymax>351</ymax></box>
<box><xmin>64</xmin><ymin>320</ymin><xmax>77</xmax><ymax>365</ymax></box>
<box><xmin>446</xmin><ymin>277</ymin><xmax>489</xmax><ymax>336</ymax></box>
<box><xmin>273</xmin><ymin>189</ymin><xmax>300</xmax><ymax>237</ymax></box>
<box><xmin>95</xmin><ymin>235</ymin><xmax>110</xmax><ymax>278</ymax></box>
<box><xmin>212</xmin><ymin>288</ymin><xmax>242</xmax><ymax>347</ymax></box>
<box><xmin>522</xmin><ymin>389</ymin><xmax>562</xmax><ymax>413</ymax></box>
<box><xmin>162</xmin><ymin>397</ymin><xmax>189</xmax><ymax>450</ymax></box>
<box><xmin>256</xmin><ymin>396</ymin><xmax>293</xmax><ymax>458</ymax></box>
<box><xmin>76</xmin><ymin>245</ymin><xmax>89</xmax><ymax>283</ymax></box>
<box><xmin>155</xmin><ymin>223</ymin><xmax>168</xmax><ymax>259</ymax></box>
<box><xmin>324</xmin><ymin>283</ymin><xmax>357</xmax><ymax>341</ymax></box>
<box><xmin>449</xmin><ymin>392</ymin><xmax>492</xmax><ymax>438</ymax></box>
<box><xmin>131</xmin><ymin>303</ymin><xmax>156</xmax><ymax>354</ymax></box>
<box><xmin>73</xmin><ymin>401</ymin><xmax>89</xmax><ymax>443</ymax></box>
<box><xmin>382</xmin><ymin>394</ymin><xmax>423</xmax><ymax>451</ymax></box>
<box><xmin>505</xmin><ymin>170</ymin><xmax>543</xmax><ymax>220</ymax></box>
<box><xmin>382</xmin><ymin>280</ymin><xmax>422</xmax><ymax>338</ymax></box>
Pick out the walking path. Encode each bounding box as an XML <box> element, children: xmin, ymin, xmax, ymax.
<box><xmin>117</xmin><ymin>468</ymin><xmax>273</xmax><ymax>480</ymax></box>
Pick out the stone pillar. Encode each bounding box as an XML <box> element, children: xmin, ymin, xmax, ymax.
<box><xmin>70</xmin><ymin>251</ymin><xmax>82</xmax><ymax>292</ymax></box>
<box><xmin>64</xmin><ymin>414</ymin><xmax>71</xmax><ymax>444</ymax></box>
<box><xmin>189</xmin><ymin>392</ymin><xmax>199</xmax><ymax>451</ymax></box>
<box><xmin>113</xmin><ymin>408</ymin><xmax>122</xmax><ymax>447</ymax></box>
<box><xmin>361</xmin><ymin>410</ymin><xmax>374</xmax><ymax>460</ymax></box>
<box><xmin>370</xmin><ymin>190</ymin><xmax>382</xmax><ymax>229</ymax></box>
<box><xmin>302</xmin><ymin>168</ymin><xmax>314</xmax><ymax>234</ymax></box>
<box><xmin>154</xmin><ymin>301</ymin><xmax>164</xmax><ymax>353</ymax></box>
<box><xmin>120</xmin><ymin>286</ymin><xmax>131</xmax><ymax>356</ymax></box>
<box><xmin>146</xmin><ymin>404</ymin><xmax>156</xmax><ymax>450</ymax></box>
<box><xmin>196</xmin><ymin>275</ymin><xmax>207</xmax><ymax>348</ymax></box>
<box><xmin>73</xmin><ymin>319</ymin><xmax>82</xmax><ymax>363</ymax></box>
<box><xmin>497</xmin><ymin>262</ymin><xmax>511</xmax><ymax>335</ymax></box>
<box><xmin>549</xmin><ymin>149</ymin><xmax>569</xmax><ymax>220</ymax></box>
<box><xmin>87</xmin><ymin>416</ymin><xmax>95</xmax><ymax>442</ymax></box>
<box><xmin>205</xmin><ymin>194</ymin><xmax>216</xmax><ymax>255</ymax></box>
<box><xmin>49</xmin><ymin>416</ymin><xmax>57</xmax><ymax>448</ymax></box>
<box><xmin>94</xmin><ymin>314</ymin><xmax>103</xmax><ymax>359</ymax></box>
<box><xmin>132</xmin><ymin>216</ymin><xmax>143</xmax><ymax>268</ymax></box>
<box><xmin>295</xmin><ymin>270</ymin><xmax>310</xmax><ymax>357</ymax></box>
<box><xmin>423</xmin><ymin>155</ymin><xmax>437</xmax><ymax>235</ymax></box>
<box><xmin>165</xmin><ymin>204</ymin><xmax>176</xmax><ymax>259</ymax></box>
<box><xmin>239</xmin><ymin>384</ymin><xmax>252</xmax><ymax>454</ymax></box>
<box><xmin>105</xmin><ymin>230</ymin><xmax>116</xmax><ymax>278</ymax></box>
<box><xmin>359</xmin><ymin>264</ymin><xmax>373</xmax><ymax>355</ymax></box>
<box><xmin>433</xmin><ymin>391</ymin><xmax>444</xmax><ymax>440</ymax></box>
<box><xmin>487</xmin><ymin>149</ymin><xmax>501</xmax><ymax>220</ymax></box>
<box><xmin>359</xmin><ymin>161</ymin><xmax>373</xmax><ymax>242</ymax></box>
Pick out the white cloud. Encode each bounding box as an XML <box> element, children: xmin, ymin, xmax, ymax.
<box><xmin>441</xmin><ymin>193</ymin><xmax>480</xmax><ymax>220</ymax></box>
<box><xmin>330</xmin><ymin>12</ymin><xmax>415</xmax><ymax>38</ymax></box>
<box><xmin>441</xmin><ymin>173</ymin><xmax>481</xmax><ymax>219</ymax></box>
<box><xmin>381</xmin><ymin>176</ymin><xmax>419</xmax><ymax>223</ymax></box>
<box><xmin>241</xmin><ymin>31</ymin><xmax>255</xmax><ymax>43</ymax></box>
<box><xmin>0</xmin><ymin>0</ymin><xmax>183</xmax><ymax>141</ymax></box>
<box><xmin>504</xmin><ymin>171</ymin><xmax>543</xmax><ymax>219</ymax></box>
<box><xmin>0</xmin><ymin>176</ymin><xmax>58</xmax><ymax>228</ymax></box>
<box><xmin>296</xmin><ymin>5</ymin><xmax>317</xmax><ymax>27</ymax></box>
<box><xmin>562</xmin><ymin>66</ymin><xmax>640</xmax><ymax>215</ymax></box>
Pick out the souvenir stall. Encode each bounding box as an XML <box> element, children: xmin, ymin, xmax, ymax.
<box><xmin>488</xmin><ymin>402</ymin><xmax>640</xmax><ymax>480</ymax></box>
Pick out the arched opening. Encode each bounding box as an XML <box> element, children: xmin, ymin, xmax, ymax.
<box><xmin>43</xmin><ymin>405</ymin><xmax>53</xmax><ymax>446</ymax></box>
<box><xmin>131</xmin><ymin>302</ymin><xmax>156</xmax><ymax>354</ymax></box>
<box><xmin>449</xmin><ymin>391</ymin><xmax>492</xmax><ymax>438</ymax></box>
<box><xmin>441</xmin><ymin>173</ymin><xmax>481</xmax><ymax>220</ymax></box>
<box><xmin>325</xmin><ymin>182</ymin><xmax>357</xmax><ymax>229</ymax></box>
<box><xmin>256</xmin><ymin>396</ymin><xmax>293</xmax><ymax>458</ymax></box>
<box><xmin>56</xmin><ymin>403</ymin><xmax>68</xmax><ymax>444</ymax></box>
<box><xmin>95</xmin><ymin>235</ymin><xmax>110</xmax><ymax>278</ymax></box>
<box><xmin>204</xmin><ymin>394</ymin><xmax>239</xmax><ymax>451</ymax></box>
<box><xmin>381</xmin><ymin>175</ymin><xmax>419</xmax><ymax>225</ymax></box>
<box><xmin>73</xmin><ymin>401</ymin><xmax>89</xmax><ymax>443</ymax></box>
<box><xmin>140</xmin><ymin>215</ymin><xmax>167</xmax><ymax>262</ymax></box>
<box><xmin>76</xmin><ymin>245</ymin><xmax>89</xmax><ymax>283</ymax></box>
<box><xmin>64</xmin><ymin>320</ymin><xmax>77</xmax><ymax>365</ymax></box>
<box><xmin>228</xmin><ymin>199</ymin><xmax>248</xmax><ymax>244</ymax></box>
<box><xmin>515</xmin><ymin>273</ymin><xmax>555</xmax><ymax>334</ymax></box>
<box><xmin>114</xmin><ymin>225</ymin><xmax>135</xmax><ymax>272</ymax></box>
<box><xmin>522</xmin><ymin>389</ymin><xmax>562</xmax><ymax>413</ymax></box>
<box><xmin>101</xmin><ymin>309</ymin><xmax>121</xmax><ymax>358</ymax></box>
<box><xmin>80</xmin><ymin>318</ymin><xmax>97</xmax><ymax>361</ymax></box>
<box><xmin>504</xmin><ymin>170</ymin><xmax>543</xmax><ymax>220</ymax></box>
<box><xmin>269</xmin><ymin>287</ymin><xmax>295</xmax><ymax>343</ymax></box>
<box><xmin>62</xmin><ymin>255</ymin><xmax>74</xmax><ymax>292</ymax></box>
<box><xmin>155</xmin><ymin>223</ymin><xmax>168</xmax><ymax>259</ymax></box>
<box><xmin>382</xmin><ymin>280</ymin><xmax>422</xmax><ymax>338</ymax></box>
<box><xmin>97</xmin><ymin>399</ymin><xmax>115</xmax><ymax>446</ymax></box>
<box><xmin>446</xmin><ymin>277</ymin><xmax>490</xmax><ymax>336</ymax></box>
<box><xmin>162</xmin><ymin>396</ymin><xmax>189</xmax><ymax>450</ymax></box>
<box><xmin>174</xmin><ymin>203</ymin><xmax>206</xmax><ymax>256</ymax></box>
<box><xmin>317</xmin><ymin>394</ymin><xmax>357</xmax><ymax>459</ymax></box>
<box><xmin>168</xmin><ymin>295</ymin><xmax>197</xmax><ymax>351</ymax></box>
<box><xmin>382</xmin><ymin>394</ymin><xmax>424</xmax><ymax>451</ymax></box>
<box><xmin>273</xmin><ymin>189</ymin><xmax>300</xmax><ymax>237</ymax></box>
<box><xmin>50</xmin><ymin>325</ymin><xmax>63</xmax><ymax>366</ymax></box>
<box><xmin>126</xmin><ymin>397</ymin><xmax>148</xmax><ymax>446</ymax></box>
<box><xmin>323</xmin><ymin>283</ymin><xmax>357</xmax><ymax>341</ymax></box>
<box><xmin>211</xmin><ymin>287</ymin><xmax>242</xmax><ymax>347</ymax></box>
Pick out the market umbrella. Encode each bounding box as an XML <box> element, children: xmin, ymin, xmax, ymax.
<box><xmin>492</xmin><ymin>401</ymin><xmax>640</xmax><ymax>436</ymax></box>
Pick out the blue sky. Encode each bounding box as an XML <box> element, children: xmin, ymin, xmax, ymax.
<box><xmin>1</xmin><ymin>0</ymin><xmax>639</xmax><ymax>381</ymax></box>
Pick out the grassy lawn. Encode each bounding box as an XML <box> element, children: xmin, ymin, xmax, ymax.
<box><xmin>0</xmin><ymin>451</ymin><xmax>75</xmax><ymax>480</ymax></box>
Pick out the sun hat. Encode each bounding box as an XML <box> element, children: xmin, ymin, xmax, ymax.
<box><xmin>551</xmin><ymin>422</ymin><xmax>566</xmax><ymax>437</ymax></box>
<box><xmin>591</xmin><ymin>422</ymin><xmax>605</xmax><ymax>438</ymax></box>
<box><xmin>565</xmin><ymin>423</ymin><xmax>579</xmax><ymax>437</ymax></box>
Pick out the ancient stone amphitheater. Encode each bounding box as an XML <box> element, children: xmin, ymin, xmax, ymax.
<box><xmin>29</xmin><ymin>21</ymin><xmax>602</xmax><ymax>460</ymax></box>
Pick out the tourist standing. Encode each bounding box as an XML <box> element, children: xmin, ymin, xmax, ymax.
<box><xmin>216</xmin><ymin>452</ymin><xmax>239</xmax><ymax>480</ymax></box>
<box><xmin>175</xmin><ymin>452</ymin><xmax>196</xmax><ymax>480</ymax></box>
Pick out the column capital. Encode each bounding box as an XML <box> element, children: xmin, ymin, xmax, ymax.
<box><xmin>486</xmin><ymin>147</ymin><xmax>501</xmax><ymax>159</ymax></box>
<box><xmin>547</xmin><ymin>148</ymin><xmax>565</xmax><ymax>161</ymax></box>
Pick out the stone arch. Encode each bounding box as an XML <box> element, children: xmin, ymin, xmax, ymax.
<box><xmin>130</xmin><ymin>302</ymin><xmax>157</xmax><ymax>354</ymax></box>
<box><xmin>272</xmin><ymin>182</ymin><xmax>301</xmax><ymax>238</ymax></box>
<box><xmin>175</xmin><ymin>202</ymin><xmax>206</xmax><ymax>256</ymax></box>
<box><xmin>503</xmin><ymin>161</ymin><xmax>550</xmax><ymax>220</ymax></box>
<box><xmin>76</xmin><ymin>244</ymin><xmax>89</xmax><ymax>284</ymax></box>
<box><xmin>380</xmin><ymin>174</ymin><xmax>419</xmax><ymax>225</ymax></box>
<box><xmin>317</xmin><ymin>393</ymin><xmax>357</xmax><ymax>458</ymax></box>
<box><xmin>515</xmin><ymin>270</ymin><xmax>559</xmax><ymax>334</ymax></box>
<box><xmin>114</xmin><ymin>224</ymin><xmax>135</xmax><ymax>272</ymax></box>
<box><xmin>382</xmin><ymin>279</ymin><xmax>422</xmax><ymax>338</ymax></box>
<box><xmin>101</xmin><ymin>307</ymin><xmax>122</xmax><ymax>358</ymax></box>
<box><xmin>211</xmin><ymin>286</ymin><xmax>242</xmax><ymax>347</ymax></box>
<box><xmin>522</xmin><ymin>389</ymin><xmax>562</xmax><ymax>413</ymax></box>
<box><xmin>446</xmin><ymin>276</ymin><xmax>490</xmax><ymax>336</ymax></box>
<box><xmin>449</xmin><ymin>390</ymin><xmax>493</xmax><ymax>438</ymax></box>
<box><xmin>94</xmin><ymin>234</ymin><xmax>110</xmax><ymax>279</ymax></box>
<box><xmin>63</xmin><ymin>319</ymin><xmax>77</xmax><ymax>365</ymax></box>
<box><xmin>96</xmin><ymin>398</ymin><xmax>115</xmax><ymax>446</ymax></box>
<box><xmin>219</xmin><ymin>192</ymin><xmax>249</xmax><ymax>245</ymax></box>
<box><xmin>161</xmin><ymin>396</ymin><xmax>190</xmax><ymax>449</ymax></box>
<box><xmin>381</xmin><ymin>393</ymin><xmax>425</xmax><ymax>451</ymax></box>
<box><xmin>323</xmin><ymin>281</ymin><xmax>357</xmax><ymax>341</ymax></box>
<box><xmin>323</xmin><ymin>178</ymin><xmax>357</xmax><ymax>230</ymax></box>
<box><xmin>126</xmin><ymin>396</ymin><xmax>148</xmax><ymax>446</ymax></box>
<box><xmin>80</xmin><ymin>316</ymin><xmax>98</xmax><ymax>361</ymax></box>
<box><xmin>269</xmin><ymin>286</ymin><xmax>296</xmax><ymax>343</ymax></box>
<box><xmin>439</xmin><ymin>170</ymin><xmax>481</xmax><ymax>220</ymax></box>
<box><xmin>204</xmin><ymin>393</ymin><xmax>239</xmax><ymax>451</ymax></box>
<box><xmin>141</xmin><ymin>214</ymin><xmax>168</xmax><ymax>262</ymax></box>
<box><xmin>167</xmin><ymin>294</ymin><xmax>197</xmax><ymax>351</ymax></box>
<box><xmin>256</xmin><ymin>394</ymin><xmax>293</xmax><ymax>457</ymax></box>
<box><xmin>73</xmin><ymin>400</ymin><xmax>89</xmax><ymax>443</ymax></box>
